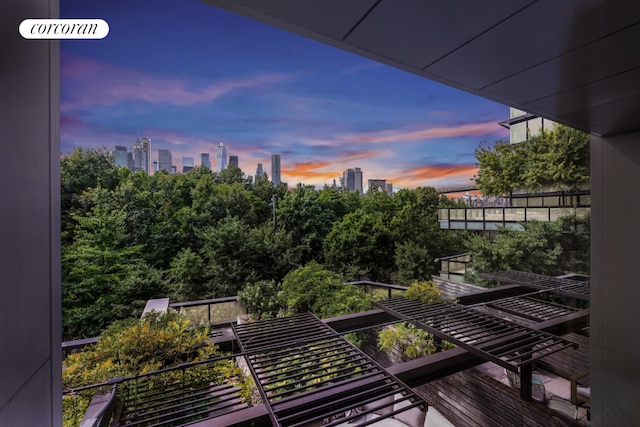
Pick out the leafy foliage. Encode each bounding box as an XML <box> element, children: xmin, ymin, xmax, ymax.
<box><xmin>238</xmin><ymin>280</ymin><xmax>284</xmax><ymax>319</ymax></box>
<box><xmin>60</xmin><ymin>150</ymin><xmax>479</xmax><ymax>338</ymax></box>
<box><xmin>464</xmin><ymin>215</ymin><xmax>590</xmax><ymax>285</ymax></box>
<box><xmin>405</xmin><ymin>280</ymin><xmax>444</xmax><ymax>304</ymax></box>
<box><xmin>474</xmin><ymin>125</ymin><xmax>590</xmax><ymax>196</ymax></box>
<box><xmin>281</xmin><ymin>262</ymin><xmax>373</xmax><ymax>318</ymax></box>
<box><xmin>377</xmin><ymin>323</ymin><xmax>439</xmax><ymax>360</ymax></box>
<box><xmin>62</xmin><ymin>312</ymin><xmax>250</xmax><ymax>427</ymax></box>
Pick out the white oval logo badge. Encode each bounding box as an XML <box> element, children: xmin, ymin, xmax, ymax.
<box><xmin>20</xmin><ymin>19</ymin><xmax>109</xmax><ymax>39</ymax></box>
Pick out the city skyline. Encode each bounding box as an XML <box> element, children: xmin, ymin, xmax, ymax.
<box><xmin>60</xmin><ymin>0</ymin><xmax>509</xmax><ymax>189</ymax></box>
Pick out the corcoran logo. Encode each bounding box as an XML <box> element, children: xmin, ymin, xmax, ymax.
<box><xmin>20</xmin><ymin>19</ymin><xmax>109</xmax><ymax>39</ymax></box>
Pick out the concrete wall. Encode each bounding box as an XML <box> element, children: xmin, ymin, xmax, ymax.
<box><xmin>591</xmin><ymin>133</ymin><xmax>640</xmax><ymax>426</ymax></box>
<box><xmin>0</xmin><ymin>1</ymin><xmax>61</xmax><ymax>426</ymax></box>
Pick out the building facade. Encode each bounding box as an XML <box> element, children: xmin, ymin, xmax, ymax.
<box><xmin>200</xmin><ymin>153</ymin><xmax>211</xmax><ymax>169</ymax></box>
<box><xmin>158</xmin><ymin>149</ymin><xmax>172</xmax><ymax>172</ymax></box>
<box><xmin>271</xmin><ymin>154</ymin><xmax>281</xmax><ymax>185</ymax></box>
<box><xmin>256</xmin><ymin>163</ymin><xmax>265</xmax><ymax>180</ymax></box>
<box><xmin>229</xmin><ymin>155</ymin><xmax>238</xmax><ymax>168</ymax></box>
<box><xmin>112</xmin><ymin>145</ymin><xmax>132</xmax><ymax>169</ymax></box>
<box><xmin>216</xmin><ymin>142</ymin><xmax>227</xmax><ymax>173</ymax></box>
<box><xmin>343</xmin><ymin>167</ymin><xmax>363</xmax><ymax>194</ymax></box>
<box><xmin>182</xmin><ymin>157</ymin><xmax>194</xmax><ymax>173</ymax></box>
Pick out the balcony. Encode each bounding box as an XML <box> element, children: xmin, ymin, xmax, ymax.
<box><xmin>438</xmin><ymin>206</ymin><xmax>591</xmax><ymax>231</ymax></box>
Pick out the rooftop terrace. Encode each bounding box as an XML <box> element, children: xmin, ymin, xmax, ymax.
<box><xmin>64</xmin><ymin>273</ymin><xmax>590</xmax><ymax>427</ymax></box>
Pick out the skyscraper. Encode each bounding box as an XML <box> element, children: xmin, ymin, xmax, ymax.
<box><xmin>271</xmin><ymin>154</ymin><xmax>281</xmax><ymax>185</ymax></box>
<box><xmin>216</xmin><ymin>142</ymin><xmax>227</xmax><ymax>173</ymax></box>
<box><xmin>256</xmin><ymin>163</ymin><xmax>264</xmax><ymax>179</ymax></box>
<box><xmin>158</xmin><ymin>149</ymin><xmax>172</xmax><ymax>172</ymax></box>
<box><xmin>343</xmin><ymin>167</ymin><xmax>363</xmax><ymax>194</ymax></box>
<box><xmin>132</xmin><ymin>137</ymin><xmax>151</xmax><ymax>174</ymax></box>
<box><xmin>112</xmin><ymin>145</ymin><xmax>131</xmax><ymax>169</ymax></box>
<box><xmin>133</xmin><ymin>138</ymin><xmax>142</xmax><ymax>171</ymax></box>
<box><xmin>182</xmin><ymin>157</ymin><xmax>194</xmax><ymax>173</ymax></box>
<box><xmin>354</xmin><ymin>167</ymin><xmax>363</xmax><ymax>194</ymax></box>
<box><xmin>141</xmin><ymin>137</ymin><xmax>151</xmax><ymax>174</ymax></box>
<box><xmin>229</xmin><ymin>155</ymin><xmax>239</xmax><ymax>168</ymax></box>
<box><xmin>200</xmin><ymin>153</ymin><xmax>211</xmax><ymax>169</ymax></box>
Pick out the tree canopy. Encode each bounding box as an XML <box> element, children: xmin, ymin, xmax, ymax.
<box><xmin>61</xmin><ymin>148</ymin><xmax>467</xmax><ymax>339</ymax></box>
<box><xmin>474</xmin><ymin>125</ymin><xmax>590</xmax><ymax>196</ymax></box>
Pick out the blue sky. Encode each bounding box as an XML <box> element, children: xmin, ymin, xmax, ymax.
<box><xmin>61</xmin><ymin>0</ymin><xmax>509</xmax><ymax>189</ymax></box>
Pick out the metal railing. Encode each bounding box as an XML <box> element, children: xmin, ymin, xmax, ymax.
<box><xmin>438</xmin><ymin>206</ymin><xmax>590</xmax><ymax>230</ymax></box>
<box><xmin>169</xmin><ymin>297</ymin><xmax>248</xmax><ymax>327</ymax></box>
<box><xmin>434</xmin><ymin>253</ymin><xmax>471</xmax><ymax>282</ymax></box>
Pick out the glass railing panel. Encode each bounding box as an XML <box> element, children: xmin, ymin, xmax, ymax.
<box><xmin>467</xmin><ymin>209</ymin><xmax>484</xmax><ymax>221</ymax></box>
<box><xmin>550</xmin><ymin>207</ymin><xmax>574</xmax><ymax>221</ymax></box>
<box><xmin>450</xmin><ymin>261</ymin><xmax>466</xmax><ymax>274</ymax></box>
<box><xmin>439</xmin><ymin>220</ymin><xmax>450</xmax><ymax>229</ymax></box>
<box><xmin>450</xmin><ymin>221</ymin><xmax>466</xmax><ymax>230</ymax></box>
<box><xmin>179</xmin><ymin>305</ymin><xmax>209</xmax><ymax>327</ymax></box>
<box><xmin>210</xmin><ymin>300</ymin><xmax>247</xmax><ymax>324</ymax></box>
<box><xmin>576</xmin><ymin>207</ymin><xmax>591</xmax><ymax>218</ymax></box>
<box><xmin>466</xmin><ymin>222</ymin><xmax>484</xmax><ymax>230</ymax></box>
<box><xmin>438</xmin><ymin>209</ymin><xmax>449</xmax><ymax>221</ymax></box>
<box><xmin>526</xmin><ymin>207</ymin><xmax>550</xmax><ymax>221</ymax></box>
<box><xmin>504</xmin><ymin>208</ymin><xmax>525</xmax><ymax>221</ymax></box>
<box><xmin>484</xmin><ymin>208</ymin><xmax>504</xmax><ymax>221</ymax></box>
<box><xmin>450</xmin><ymin>209</ymin><xmax>466</xmax><ymax>220</ymax></box>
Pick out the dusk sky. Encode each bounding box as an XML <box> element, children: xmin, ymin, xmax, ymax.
<box><xmin>61</xmin><ymin>0</ymin><xmax>510</xmax><ymax>189</ymax></box>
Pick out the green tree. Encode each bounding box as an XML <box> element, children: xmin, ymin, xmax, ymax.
<box><xmin>61</xmin><ymin>147</ymin><xmax>121</xmax><ymax>244</ymax></box>
<box><xmin>62</xmin><ymin>187</ymin><xmax>162</xmax><ymax>339</ymax></box>
<box><xmin>464</xmin><ymin>217</ymin><xmax>590</xmax><ymax>286</ymax></box>
<box><xmin>281</xmin><ymin>262</ymin><xmax>372</xmax><ymax>318</ymax></box>
<box><xmin>277</xmin><ymin>184</ymin><xmax>338</xmax><ymax>263</ymax></box>
<box><xmin>391</xmin><ymin>187</ymin><xmax>466</xmax><ymax>285</ymax></box>
<box><xmin>474</xmin><ymin>125</ymin><xmax>590</xmax><ymax>196</ymax></box>
<box><xmin>166</xmin><ymin>248</ymin><xmax>207</xmax><ymax>302</ymax></box>
<box><xmin>238</xmin><ymin>280</ymin><xmax>284</xmax><ymax>319</ymax></box>
<box><xmin>324</xmin><ymin>211</ymin><xmax>395</xmax><ymax>281</ymax></box>
<box><xmin>473</xmin><ymin>140</ymin><xmax>523</xmax><ymax>197</ymax></box>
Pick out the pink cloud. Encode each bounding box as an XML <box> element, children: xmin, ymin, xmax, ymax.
<box><xmin>346</xmin><ymin>121</ymin><xmax>502</xmax><ymax>144</ymax></box>
<box><xmin>61</xmin><ymin>54</ymin><xmax>287</xmax><ymax>111</ymax></box>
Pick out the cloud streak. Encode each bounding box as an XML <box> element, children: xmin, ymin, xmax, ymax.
<box><xmin>391</xmin><ymin>163</ymin><xmax>479</xmax><ymax>188</ymax></box>
<box><xmin>61</xmin><ymin>54</ymin><xmax>288</xmax><ymax>111</ymax></box>
<box><xmin>346</xmin><ymin>121</ymin><xmax>501</xmax><ymax>144</ymax></box>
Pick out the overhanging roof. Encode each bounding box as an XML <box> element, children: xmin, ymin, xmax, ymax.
<box><xmin>202</xmin><ymin>0</ymin><xmax>640</xmax><ymax>137</ymax></box>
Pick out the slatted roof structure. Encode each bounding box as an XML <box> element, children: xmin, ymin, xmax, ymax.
<box><xmin>113</xmin><ymin>359</ymin><xmax>250</xmax><ymax>427</ymax></box>
<box><xmin>484</xmin><ymin>295</ymin><xmax>579</xmax><ymax>323</ymax></box>
<box><xmin>233</xmin><ymin>312</ymin><xmax>426</xmax><ymax>427</ymax></box>
<box><xmin>375</xmin><ymin>298</ymin><xmax>576</xmax><ymax>374</ymax></box>
<box><xmin>479</xmin><ymin>270</ymin><xmax>590</xmax><ymax>300</ymax></box>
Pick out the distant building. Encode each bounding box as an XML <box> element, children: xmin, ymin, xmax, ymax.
<box><xmin>368</xmin><ymin>179</ymin><xmax>386</xmax><ymax>192</ymax></box>
<box><xmin>256</xmin><ymin>163</ymin><xmax>265</xmax><ymax>180</ymax></box>
<box><xmin>141</xmin><ymin>137</ymin><xmax>151</xmax><ymax>174</ymax></box>
<box><xmin>229</xmin><ymin>155</ymin><xmax>239</xmax><ymax>168</ymax></box>
<box><xmin>158</xmin><ymin>149</ymin><xmax>172</xmax><ymax>172</ymax></box>
<box><xmin>385</xmin><ymin>182</ymin><xmax>394</xmax><ymax>196</ymax></box>
<box><xmin>133</xmin><ymin>139</ymin><xmax>142</xmax><ymax>171</ymax></box>
<box><xmin>216</xmin><ymin>142</ymin><xmax>227</xmax><ymax>173</ymax></box>
<box><xmin>182</xmin><ymin>157</ymin><xmax>194</xmax><ymax>173</ymax></box>
<box><xmin>499</xmin><ymin>107</ymin><xmax>558</xmax><ymax>144</ymax></box>
<box><xmin>112</xmin><ymin>145</ymin><xmax>132</xmax><ymax>169</ymax></box>
<box><xmin>153</xmin><ymin>161</ymin><xmax>158</xmax><ymax>173</ymax></box>
<box><xmin>343</xmin><ymin>167</ymin><xmax>363</xmax><ymax>194</ymax></box>
<box><xmin>271</xmin><ymin>154</ymin><xmax>281</xmax><ymax>185</ymax></box>
<box><xmin>200</xmin><ymin>153</ymin><xmax>211</xmax><ymax>169</ymax></box>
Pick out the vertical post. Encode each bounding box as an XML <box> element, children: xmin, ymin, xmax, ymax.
<box><xmin>520</xmin><ymin>364</ymin><xmax>533</xmax><ymax>401</ymax></box>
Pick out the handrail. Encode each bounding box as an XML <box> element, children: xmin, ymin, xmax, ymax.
<box><xmin>168</xmin><ymin>296</ymin><xmax>239</xmax><ymax>308</ymax></box>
